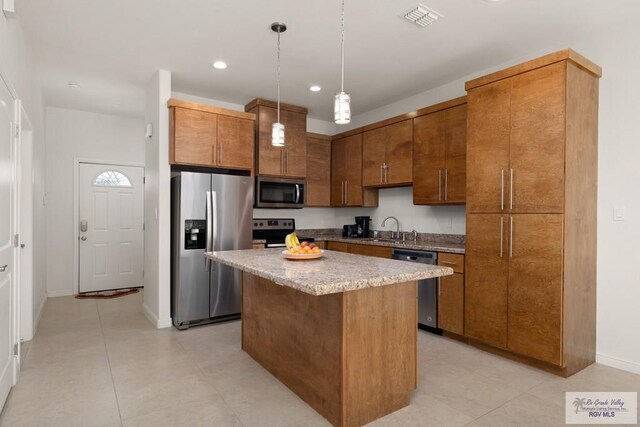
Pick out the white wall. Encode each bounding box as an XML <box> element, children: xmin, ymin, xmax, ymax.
<box><xmin>44</xmin><ymin>107</ymin><xmax>145</xmax><ymax>296</ymax></box>
<box><xmin>144</xmin><ymin>70</ymin><xmax>172</xmax><ymax>328</ymax></box>
<box><xmin>0</xmin><ymin>10</ymin><xmax>47</xmax><ymax>339</ymax></box>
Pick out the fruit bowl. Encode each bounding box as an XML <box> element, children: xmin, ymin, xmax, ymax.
<box><xmin>282</xmin><ymin>249</ymin><xmax>325</xmax><ymax>260</ymax></box>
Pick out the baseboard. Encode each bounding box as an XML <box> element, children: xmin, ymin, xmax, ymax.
<box><xmin>46</xmin><ymin>289</ymin><xmax>74</xmax><ymax>298</ymax></box>
<box><xmin>142</xmin><ymin>303</ymin><xmax>172</xmax><ymax>329</ymax></box>
<box><xmin>596</xmin><ymin>353</ymin><xmax>640</xmax><ymax>375</ymax></box>
<box><xmin>31</xmin><ymin>294</ymin><xmax>47</xmax><ymax>338</ymax></box>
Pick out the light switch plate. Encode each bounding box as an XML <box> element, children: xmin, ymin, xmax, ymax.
<box><xmin>3</xmin><ymin>0</ymin><xmax>16</xmax><ymax>18</ymax></box>
<box><xmin>614</xmin><ymin>206</ymin><xmax>626</xmax><ymax>221</ymax></box>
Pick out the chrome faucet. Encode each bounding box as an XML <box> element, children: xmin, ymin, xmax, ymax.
<box><xmin>381</xmin><ymin>216</ymin><xmax>400</xmax><ymax>239</ymax></box>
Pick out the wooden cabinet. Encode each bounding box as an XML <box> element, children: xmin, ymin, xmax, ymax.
<box><xmin>464</xmin><ymin>214</ymin><xmax>511</xmax><ymax>350</ymax></box>
<box><xmin>363</xmin><ymin>120</ymin><xmax>413</xmax><ymax>187</ymax></box>
<box><xmin>508</xmin><ymin>214</ymin><xmax>564</xmax><ymax>365</ymax></box>
<box><xmin>169</xmin><ymin>99</ymin><xmax>255</xmax><ymax>171</ymax></box>
<box><xmin>245</xmin><ymin>98</ymin><xmax>307</xmax><ymax>178</ymax></box>
<box><xmin>467</xmin><ymin>64</ymin><xmax>565</xmax><ymax>214</ymax></box>
<box><xmin>413</xmin><ymin>100</ymin><xmax>467</xmax><ymax>204</ymax></box>
<box><xmin>437</xmin><ymin>253</ymin><xmax>465</xmax><ymax>336</ymax></box>
<box><xmin>347</xmin><ymin>244</ymin><xmax>392</xmax><ymax>259</ymax></box>
<box><xmin>327</xmin><ymin>241</ymin><xmax>349</xmax><ymax>252</ymax></box>
<box><xmin>217</xmin><ymin>115</ymin><xmax>255</xmax><ymax>170</ymax></box>
<box><xmin>438</xmin><ymin>273</ymin><xmax>464</xmax><ymax>336</ymax></box>
<box><xmin>305</xmin><ymin>133</ymin><xmax>331</xmax><ymax>207</ymax></box>
<box><xmin>331</xmin><ymin>133</ymin><xmax>378</xmax><ymax>207</ymax></box>
<box><xmin>326</xmin><ymin>241</ymin><xmax>391</xmax><ymax>259</ymax></box>
<box><xmin>464</xmin><ymin>49</ymin><xmax>601</xmax><ymax>376</ymax></box>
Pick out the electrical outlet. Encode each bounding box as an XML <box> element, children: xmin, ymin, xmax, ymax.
<box><xmin>614</xmin><ymin>206</ymin><xmax>626</xmax><ymax>221</ymax></box>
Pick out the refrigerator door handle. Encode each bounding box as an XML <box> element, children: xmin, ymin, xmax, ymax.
<box><xmin>211</xmin><ymin>190</ymin><xmax>218</xmax><ymax>259</ymax></box>
<box><xmin>206</xmin><ymin>191</ymin><xmax>213</xmax><ymax>272</ymax></box>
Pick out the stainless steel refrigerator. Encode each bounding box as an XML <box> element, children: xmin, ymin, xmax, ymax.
<box><xmin>171</xmin><ymin>172</ymin><xmax>253</xmax><ymax>329</ymax></box>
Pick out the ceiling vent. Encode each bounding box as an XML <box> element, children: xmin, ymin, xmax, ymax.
<box><xmin>402</xmin><ymin>4</ymin><xmax>442</xmax><ymax>27</ymax></box>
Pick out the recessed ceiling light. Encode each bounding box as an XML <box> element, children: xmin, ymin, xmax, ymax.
<box><xmin>211</xmin><ymin>61</ymin><xmax>228</xmax><ymax>70</ymax></box>
<box><xmin>309</xmin><ymin>85</ymin><xmax>321</xmax><ymax>92</ymax></box>
<box><xmin>67</xmin><ymin>81</ymin><xmax>81</xmax><ymax>89</ymax></box>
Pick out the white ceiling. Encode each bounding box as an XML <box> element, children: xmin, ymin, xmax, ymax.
<box><xmin>18</xmin><ymin>0</ymin><xmax>637</xmax><ymax>120</ymax></box>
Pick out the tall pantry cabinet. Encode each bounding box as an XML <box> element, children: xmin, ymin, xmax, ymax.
<box><xmin>464</xmin><ymin>50</ymin><xmax>601</xmax><ymax>376</ymax></box>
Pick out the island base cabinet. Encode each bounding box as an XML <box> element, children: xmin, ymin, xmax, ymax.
<box><xmin>242</xmin><ymin>272</ymin><xmax>417</xmax><ymax>427</ymax></box>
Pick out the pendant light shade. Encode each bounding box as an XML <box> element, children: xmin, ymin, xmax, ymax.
<box><xmin>271</xmin><ymin>22</ymin><xmax>287</xmax><ymax>147</ymax></box>
<box><xmin>334</xmin><ymin>0</ymin><xmax>351</xmax><ymax>124</ymax></box>
<box><xmin>271</xmin><ymin>122</ymin><xmax>285</xmax><ymax>147</ymax></box>
<box><xmin>334</xmin><ymin>92</ymin><xmax>351</xmax><ymax>124</ymax></box>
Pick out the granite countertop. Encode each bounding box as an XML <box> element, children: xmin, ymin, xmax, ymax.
<box><xmin>205</xmin><ymin>248</ymin><xmax>453</xmax><ymax>296</ymax></box>
<box><xmin>313</xmin><ymin>236</ymin><xmax>466</xmax><ymax>254</ymax></box>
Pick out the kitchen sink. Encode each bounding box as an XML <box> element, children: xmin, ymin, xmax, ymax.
<box><xmin>361</xmin><ymin>238</ymin><xmax>400</xmax><ymax>244</ymax></box>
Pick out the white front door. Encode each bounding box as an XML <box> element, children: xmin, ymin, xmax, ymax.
<box><xmin>0</xmin><ymin>77</ymin><xmax>17</xmax><ymax>409</ymax></box>
<box><xmin>79</xmin><ymin>164</ymin><xmax>144</xmax><ymax>293</ymax></box>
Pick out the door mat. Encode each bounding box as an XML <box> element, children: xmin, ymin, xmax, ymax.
<box><xmin>75</xmin><ymin>288</ymin><xmax>140</xmax><ymax>299</ymax></box>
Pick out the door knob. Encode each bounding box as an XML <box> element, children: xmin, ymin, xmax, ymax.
<box><xmin>0</xmin><ymin>265</ymin><xmax>7</xmax><ymax>272</ymax></box>
<box><xmin>81</xmin><ymin>236</ymin><xmax>87</xmax><ymax>241</ymax></box>
<box><xmin>20</xmin><ymin>244</ymin><xmax>25</xmax><ymax>248</ymax></box>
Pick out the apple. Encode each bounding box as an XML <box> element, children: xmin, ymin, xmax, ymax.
<box><xmin>301</xmin><ymin>241</ymin><xmax>310</xmax><ymax>248</ymax></box>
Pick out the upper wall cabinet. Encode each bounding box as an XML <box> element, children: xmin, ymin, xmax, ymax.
<box><xmin>306</xmin><ymin>132</ymin><xmax>332</xmax><ymax>207</ymax></box>
<box><xmin>331</xmin><ymin>132</ymin><xmax>378</xmax><ymax>207</ymax></box>
<box><xmin>245</xmin><ymin>98</ymin><xmax>307</xmax><ymax>178</ymax></box>
<box><xmin>413</xmin><ymin>98</ymin><xmax>467</xmax><ymax>205</ymax></box>
<box><xmin>168</xmin><ymin>99</ymin><xmax>255</xmax><ymax>172</ymax></box>
<box><xmin>362</xmin><ymin>120</ymin><xmax>413</xmax><ymax>187</ymax></box>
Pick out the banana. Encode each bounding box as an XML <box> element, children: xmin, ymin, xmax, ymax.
<box><xmin>285</xmin><ymin>232</ymin><xmax>300</xmax><ymax>251</ymax></box>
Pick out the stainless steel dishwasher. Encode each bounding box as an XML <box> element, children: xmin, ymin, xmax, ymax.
<box><xmin>391</xmin><ymin>248</ymin><xmax>440</xmax><ymax>333</ymax></box>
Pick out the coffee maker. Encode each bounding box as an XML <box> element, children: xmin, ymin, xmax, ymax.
<box><xmin>354</xmin><ymin>216</ymin><xmax>371</xmax><ymax>238</ymax></box>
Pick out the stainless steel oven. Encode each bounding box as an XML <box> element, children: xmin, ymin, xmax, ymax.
<box><xmin>255</xmin><ymin>177</ymin><xmax>305</xmax><ymax>208</ymax></box>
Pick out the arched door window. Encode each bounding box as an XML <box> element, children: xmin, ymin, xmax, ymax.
<box><xmin>93</xmin><ymin>170</ymin><xmax>132</xmax><ymax>187</ymax></box>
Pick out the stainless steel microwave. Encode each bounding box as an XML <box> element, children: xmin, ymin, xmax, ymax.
<box><xmin>255</xmin><ymin>177</ymin><xmax>305</xmax><ymax>208</ymax></box>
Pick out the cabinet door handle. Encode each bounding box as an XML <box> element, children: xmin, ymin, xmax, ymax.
<box><xmin>438</xmin><ymin>278</ymin><xmax>441</xmax><ymax>297</ymax></box>
<box><xmin>438</xmin><ymin>170</ymin><xmax>442</xmax><ymax>201</ymax></box>
<box><xmin>345</xmin><ymin>181</ymin><xmax>348</xmax><ymax>204</ymax></box>
<box><xmin>284</xmin><ymin>150</ymin><xmax>288</xmax><ymax>174</ymax></box>
<box><xmin>444</xmin><ymin>168</ymin><xmax>448</xmax><ymax>201</ymax></box>
<box><xmin>441</xmin><ymin>261</ymin><xmax>457</xmax><ymax>266</ymax></box>
<box><xmin>341</xmin><ymin>181</ymin><xmax>345</xmax><ymax>205</ymax></box>
<box><xmin>510</xmin><ymin>168</ymin><xmax>514</xmax><ymax>211</ymax></box>
<box><xmin>501</xmin><ymin>169</ymin><xmax>505</xmax><ymax>211</ymax></box>
<box><xmin>380</xmin><ymin>164</ymin><xmax>384</xmax><ymax>183</ymax></box>
<box><xmin>499</xmin><ymin>216</ymin><xmax>504</xmax><ymax>257</ymax></box>
<box><xmin>219</xmin><ymin>144</ymin><xmax>223</xmax><ymax>165</ymax></box>
<box><xmin>213</xmin><ymin>144</ymin><xmax>217</xmax><ymax>165</ymax></box>
<box><xmin>509</xmin><ymin>216</ymin><xmax>514</xmax><ymax>258</ymax></box>
<box><xmin>385</xmin><ymin>164</ymin><xmax>388</xmax><ymax>183</ymax></box>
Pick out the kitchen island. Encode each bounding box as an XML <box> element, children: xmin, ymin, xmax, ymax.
<box><xmin>205</xmin><ymin>248</ymin><xmax>453</xmax><ymax>427</ymax></box>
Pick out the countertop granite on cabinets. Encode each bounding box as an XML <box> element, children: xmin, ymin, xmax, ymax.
<box><xmin>205</xmin><ymin>248</ymin><xmax>453</xmax><ymax>296</ymax></box>
<box><xmin>315</xmin><ymin>236</ymin><xmax>465</xmax><ymax>254</ymax></box>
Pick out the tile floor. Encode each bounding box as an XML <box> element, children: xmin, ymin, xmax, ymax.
<box><xmin>1</xmin><ymin>293</ymin><xmax>639</xmax><ymax>426</ymax></box>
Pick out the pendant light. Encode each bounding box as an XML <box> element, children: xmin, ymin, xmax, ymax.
<box><xmin>334</xmin><ymin>0</ymin><xmax>351</xmax><ymax>124</ymax></box>
<box><xmin>271</xmin><ymin>22</ymin><xmax>287</xmax><ymax>147</ymax></box>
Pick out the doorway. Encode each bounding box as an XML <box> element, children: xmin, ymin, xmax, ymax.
<box><xmin>77</xmin><ymin>162</ymin><xmax>144</xmax><ymax>293</ymax></box>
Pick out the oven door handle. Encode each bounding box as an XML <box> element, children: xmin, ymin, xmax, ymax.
<box><xmin>267</xmin><ymin>243</ymin><xmax>287</xmax><ymax>248</ymax></box>
<box><xmin>295</xmin><ymin>184</ymin><xmax>301</xmax><ymax>204</ymax></box>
